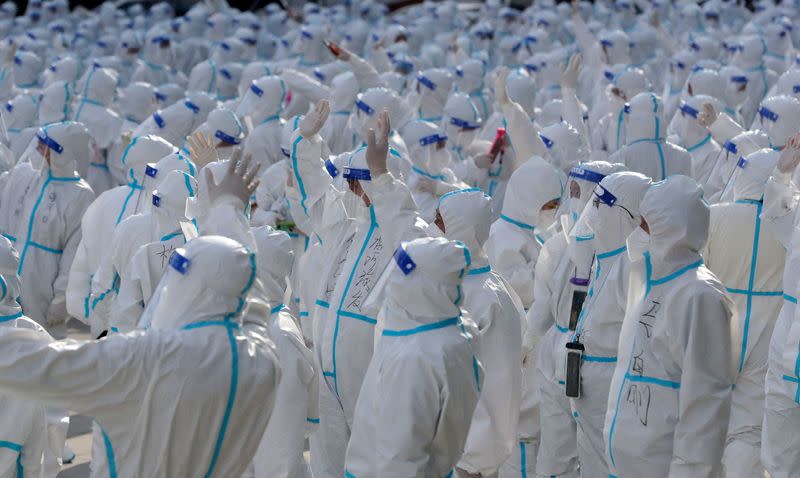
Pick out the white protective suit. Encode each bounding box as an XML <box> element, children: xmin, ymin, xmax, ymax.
<box><xmin>344</xmin><ymin>237</ymin><xmax>481</xmax><ymax>478</ymax></box>
<box><xmin>604</xmin><ymin>175</ymin><xmax>736</xmax><ymax>478</ymax></box>
<box><xmin>485</xmin><ymin>158</ymin><xmax>563</xmax><ymax>309</ymax></box>
<box><xmin>703</xmin><ymin>149</ymin><xmax>785</xmax><ymax>477</ymax></box>
<box><xmin>191</xmin><ymin>108</ymin><xmax>244</xmax><ymax>159</ymax></box>
<box><xmin>37</xmin><ymin>81</ymin><xmax>73</xmax><ymax>126</ymax></box>
<box><xmin>64</xmin><ymin>135</ymin><xmax>182</xmax><ymax>335</ymax></box>
<box><xmin>237</xmin><ymin>75</ymin><xmax>287</xmax><ymax>169</ymax></box>
<box><xmin>705</xmin><ymin>130</ymin><xmax>771</xmax><ymax>204</ymax></box>
<box><xmin>0</xmin><ymin>237</ymin><xmax>48</xmax><ymax>478</ymax></box>
<box><xmin>609</xmin><ymin>92</ymin><xmax>692</xmax><ymax>181</ymax></box>
<box><xmin>568</xmin><ymin>171</ymin><xmax>652</xmax><ymax>478</ymax></box>
<box><xmin>133</xmin><ymin>92</ymin><xmax>217</xmax><ymax>148</ymax></box>
<box><xmin>528</xmin><ymin>161</ymin><xmax>626</xmax><ymax>478</ymax></box>
<box><xmin>244</xmin><ymin>226</ymin><xmax>316</xmax><ymax>478</ymax></box>
<box><xmin>0</xmin><ymin>122</ymin><xmax>95</xmax><ymax>332</ymax></box>
<box><xmin>98</xmin><ymin>170</ymin><xmax>197</xmax><ymax>333</ymax></box>
<box><xmin>287</xmin><ymin>134</ymin><xmax>391</xmax><ymax>478</ymax></box>
<box><xmin>0</xmin><ymin>236</ymin><xmax>281</xmax><ymax>478</ymax></box>
<box><xmin>667</xmin><ymin>95</ymin><xmax>723</xmax><ymax>187</ymax></box>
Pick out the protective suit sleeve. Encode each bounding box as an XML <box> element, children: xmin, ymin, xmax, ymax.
<box><xmin>55</xmin><ymin>193</ymin><xmax>92</xmax><ymax>313</ymax></box>
<box><xmin>458</xmin><ymin>300</ymin><xmax>522</xmax><ymax>475</ymax></box>
<box><xmin>668</xmin><ymin>288</ymin><xmax>734</xmax><ymax>477</ymax></box>
<box><xmin>362</xmin><ymin>172</ymin><xmax>428</xmax><ymax>250</ymax></box>
<box><xmin>286</xmin><ymin>131</ymin><xmax>333</xmax><ymax>237</ymax></box>
<box><xmin>280</xmin><ymin>69</ymin><xmax>331</xmax><ymax>105</ymax></box>
<box><xmin>762</xmin><ymin>169</ymin><xmax>799</xmax><ymax>249</ymax></box>
<box><xmin>90</xmin><ymin>228</ymin><xmax>124</xmax><ymax>328</ymax></box>
<box><xmin>369</xmin><ymin>47</ymin><xmax>393</xmax><ymax>74</ymax></box>
<box><xmin>561</xmin><ymin>87</ymin><xmax>591</xmax><ymax>153</ymax></box>
<box><xmin>0</xmin><ymin>325</ymin><xmax>156</xmax><ymax>418</ymax></box>
<box><xmin>707</xmin><ymin>112</ymin><xmax>745</xmax><ymax>148</ymax></box>
<box><xmin>200</xmin><ymin>195</ymin><xmax>255</xmax><ymax>249</ymax></box>
<box><xmin>492</xmin><ymin>239</ymin><xmax>538</xmax><ymax>308</ymax></box>
<box><xmin>65</xmin><ymin>235</ymin><xmax>92</xmax><ymax>322</ymax></box>
<box><xmin>569</xmin><ymin>14</ymin><xmax>602</xmax><ymax>69</ymax></box>
<box><xmin>500</xmin><ymin>101</ymin><xmax>547</xmax><ymax>167</ymax></box>
<box><xmin>20</xmin><ymin>406</ymin><xmax>45</xmax><ymax>478</ymax></box>
<box><xmin>373</xmin><ymin>356</ymin><xmax>439</xmax><ymax>476</ymax></box>
<box><xmin>347</xmin><ymin>52</ymin><xmax>385</xmax><ymax>90</ymax></box>
<box><xmin>526</xmin><ymin>239</ymin><xmax>558</xmax><ymax>337</ymax></box>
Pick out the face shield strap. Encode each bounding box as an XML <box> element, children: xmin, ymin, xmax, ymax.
<box><xmin>325</xmin><ymin>159</ymin><xmax>339</xmax><ymax>178</ymax></box>
<box><xmin>679</xmin><ymin>102</ymin><xmax>699</xmax><ymax>118</ymax></box>
<box><xmin>417</xmin><ymin>74</ymin><xmax>437</xmax><ymax>91</ymax></box>
<box><xmin>153</xmin><ymin>112</ymin><xmax>165</xmax><ymax>128</ymax></box>
<box><xmin>730</xmin><ymin>75</ymin><xmax>748</xmax><ymax>84</ymax></box>
<box><xmin>343</xmin><ymin>167</ymin><xmax>371</xmax><ymax>181</ymax></box>
<box><xmin>355</xmin><ymin>99</ymin><xmax>374</xmax><ymax>116</ymax></box>
<box><xmin>152</xmin><ymin>193</ymin><xmax>161</xmax><ymax>207</ymax></box>
<box><xmin>419</xmin><ymin>133</ymin><xmax>447</xmax><ymax>147</ymax></box>
<box><xmin>450</xmin><ymin>117</ymin><xmax>480</xmax><ymax>130</ymax></box>
<box><xmin>737</xmin><ymin>156</ymin><xmax>748</xmax><ymax>169</ymax></box>
<box><xmin>393</xmin><ymin>245</ymin><xmax>417</xmax><ymax>275</ymax></box>
<box><xmin>36</xmin><ymin>129</ymin><xmax>63</xmax><ymax>154</ymax></box>
<box><xmin>145</xmin><ymin>164</ymin><xmax>158</xmax><ymax>178</ymax></box>
<box><xmin>758</xmin><ymin>106</ymin><xmax>778</xmax><ymax>122</ymax></box>
<box><xmin>593</xmin><ymin>184</ymin><xmax>617</xmax><ymax>207</ymax></box>
<box><xmin>569</xmin><ymin>167</ymin><xmax>606</xmax><ymax>184</ymax></box>
<box><xmin>154</xmin><ymin>91</ymin><xmax>167</xmax><ymax>102</ymax></box>
<box><xmin>539</xmin><ymin>133</ymin><xmax>554</xmax><ymax>149</ymax></box>
<box><xmin>169</xmin><ymin>250</ymin><xmax>191</xmax><ymax>274</ymax></box>
<box><xmin>184</xmin><ymin>100</ymin><xmax>200</xmax><ymax>114</ymax></box>
<box><xmin>215</xmin><ymin>129</ymin><xmax>241</xmax><ymax>145</ymax></box>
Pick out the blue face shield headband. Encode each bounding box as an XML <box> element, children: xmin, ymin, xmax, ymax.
<box><xmin>569</xmin><ymin>167</ymin><xmax>607</xmax><ymax>184</ymax></box>
<box><xmin>417</xmin><ymin>75</ymin><xmax>437</xmax><ymax>91</ymax></box>
<box><xmin>679</xmin><ymin>102</ymin><xmax>699</xmax><ymax>118</ymax></box>
<box><xmin>250</xmin><ymin>83</ymin><xmax>263</xmax><ymax>97</ymax></box>
<box><xmin>419</xmin><ymin>133</ymin><xmax>447</xmax><ymax>147</ymax></box>
<box><xmin>539</xmin><ymin>133</ymin><xmax>554</xmax><ymax>149</ymax></box>
<box><xmin>731</xmin><ymin>75</ymin><xmax>748</xmax><ymax>85</ymax></box>
<box><xmin>184</xmin><ymin>100</ymin><xmax>200</xmax><ymax>114</ymax></box>
<box><xmin>169</xmin><ymin>250</ymin><xmax>191</xmax><ymax>274</ymax></box>
<box><xmin>592</xmin><ymin>184</ymin><xmax>634</xmax><ymax>219</ymax></box>
<box><xmin>393</xmin><ymin>245</ymin><xmax>416</xmax><ymax>275</ymax></box>
<box><xmin>215</xmin><ymin>129</ymin><xmax>241</xmax><ymax>145</ymax></box>
<box><xmin>355</xmin><ymin>99</ymin><xmax>374</xmax><ymax>116</ymax></box>
<box><xmin>36</xmin><ymin>129</ymin><xmax>63</xmax><ymax>154</ymax></box>
<box><xmin>343</xmin><ymin>166</ymin><xmax>371</xmax><ymax>181</ymax></box>
<box><xmin>759</xmin><ymin>106</ymin><xmax>779</xmax><ymax>122</ymax></box>
<box><xmin>450</xmin><ymin>117</ymin><xmax>480</xmax><ymax>130</ymax></box>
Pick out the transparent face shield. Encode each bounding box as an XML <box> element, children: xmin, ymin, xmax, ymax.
<box><xmin>413</xmin><ymin>132</ymin><xmax>449</xmax><ymax>178</ymax></box>
<box><xmin>446</xmin><ymin>117</ymin><xmax>479</xmax><ymax>151</ymax></box>
<box><xmin>719</xmin><ymin>155</ymin><xmax>749</xmax><ymax>203</ymax></box>
<box><xmin>343</xmin><ymin>168</ymin><xmax>372</xmax><ymax>222</ymax></box>
<box><xmin>0</xmin><ymin>104</ymin><xmax>9</xmax><ymax>146</ymax></box>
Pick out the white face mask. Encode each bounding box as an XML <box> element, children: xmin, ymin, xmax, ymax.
<box><xmin>626</xmin><ymin>226</ymin><xmax>650</xmax><ymax>262</ymax></box>
<box><xmin>538</xmin><ymin>207</ymin><xmax>558</xmax><ymax>231</ymax></box>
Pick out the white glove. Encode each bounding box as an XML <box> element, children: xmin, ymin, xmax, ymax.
<box><xmin>778</xmin><ymin>133</ymin><xmax>800</xmax><ymax>174</ymax></box>
<box><xmin>697</xmin><ymin>102</ymin><xmax>718</xmax><ymax>128</ymax></box>
<box><xmin>187</xmin><ymin>132</ymin><xmax>220</xmax><ymax>170</ymax></box>
<box><xmin>560</xmin><ymin>53</ymin><xmax>582</xmax><ymax>90</ymax></box>
<box><xmin>205</xmin><ymin>148</ymin><xmax>261</xmax><ymax>206</ymax></box>
<box><xmin>365</xmin><ymin>109</ymin><xmax>390</xmax><ymax>177</ymax></box>
<box><xmin>494</xmin><ymin>67</ymin><xmax>511</xmax><ymax>107</ymax></box>
<box><xmin>298</xmin><ymin>100</ymin><xmax>330</xmax><ymax>138</ymax></box>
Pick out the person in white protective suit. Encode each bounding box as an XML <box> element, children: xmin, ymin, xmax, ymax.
<box><xmin>191</xmin><ymin>108</ymin><xmax>245</xmax><ymax>160</ymax></box>
<box><xmin>704</xmin><ymin>128</ymin><xmax>772</xmax><ymax>205</ymax></box>
<box><xmin>442</xmin><ymin>92</ymin><xmax>484</xmax><ymax>170</ymax></box>
<box><xmin>759</xmin><ymin>134</ymin><xmax>800</xmax><ymax>477</ymax></box>
<box><xmin>604</xmin><ymin>175</ymin><xmax>736</xmax><ymax>478</ymax></box>
<box><xmin>344</xmin><ymin>236</ymin><xmax>481</xmax><ymax>478</ymax></box>
<box><xmin>355</xmin><ymin>120</ymin><xmax>524</xmax><ymax>478</ymax></box>
<box><xmin>608</xmin><ymin>92</ymin><xmax>692</xmax><ymax>181</ymax></box>
<box><xmin>0</xmin><ymin>122</ymin><xmax>94</xmax><ymax>335</ymax></box>
<box><xmin>666</xmin><ymin>94</ymin><xmax>723</xmax><ymax>187</ymax></box>
<box><xmin>107</xmin><ymin>82</ymin><xmax>158</xmax><ymax>186</ymax></box>
<box><xmin>133</xmin><ymin>92</ymin><xmax>218</xmax><ymax>148</ymax></box>
<box><xmin>285</xmin><ymin>101</ymin><xmax>392</xmax><ymax>478</ymax></box>
<box><xmin>455</xmin><ymin>59</ymin><xmax>492</xmax><ymax>122</ymax></box>
<box><xmin>37</xmin><ymin>81</ymin><xmax>73</xmax><ymax>126</ymax></box>
<box><xmin>243</xmin><ymin>226</ymin><xmax>317</xmax><ymax>478</ymax></box>
<box><xmin>527</xmin><ymin>161</ymin><xmax>626</xmax><ymax>478</ymax></box>
<box><xmin>72</xmin><ymin>66</ymin><xmax>122</xmax><ymax>194</ymax></box>
<box><xmin>348</xmin><ymin>87</ymin><xmax>412</xmax><ymax>175</ymax></box>
<box><xmin>732</xmin><ymin>35</ymin><xmax>777</xmax><ymax>126</ymax></box>
<box><xmin>409</xmin><ymin>68</ymin><xmax>454</xmax><ymax>123</ymax></box>
<box><xmin>0</xmin><ymin>237</ymin><xmax>48</xmax><ymax>478</ymax></box>
<box><xmin>130</xmin><ymin>27</ymin><xmax>177</xmax><ymax>87</ymax></box>
<box><xmin>98</xmin><ymin>169</ymin><xmax>197</xmax><ymax>334</ymax></box>
<box><xmin>187</xmin><ymin>39</ymin><xmax>245</xmax><ymax>99</ymax></box>
<box><xmin>65</xmin><ymin>135</ymin><xmax>182</xmax><ymax>336</ymax></box>
<box><xmin>237</xmin><ymin>75</ymin><xmax>287</xmax><ymax>169</ymax></box>
<box><xmin>0</xmin><ymin>234</ymin><xmax>281</xmax><ymax>478</ymax></box>
<box><xmin>566</xmin><ymin>171</ymin><xmax>652</xmax><ymax>478</ymax></box>
<box><xmin>485</xmin><ymin>158</ymin><xmax>563</xmax><ymax>309</ymax></box>
<box><xmin>3</xmin><ymin>93</ymin><xmax>38</xmax><ymax>161</ymax></box>
<box><xmin>12</xmin><ymin>51</ymin><xmax>41</xmax><ymax>90</ymax></box>
<box><xmin>702</xmin><ymin>148</ymin><xmax>785</xmax><ymax>477</ymax></box>
<box><xmin>320</xmin><ymin>72</ymin><xmax>360</xmax><ymax>156</ymax></box>
<box><xmin>398</xmin><ymin>119</ymin><xmax>464</xmax><ymax>221</ymax></box>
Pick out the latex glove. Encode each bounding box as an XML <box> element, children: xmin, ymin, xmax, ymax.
<box><xmin>298</xmin><ymin>100</ymin><xmax>330</xmax><ymax>138</ymax></box>
<box><xmin>365</xmin><ymin>108</ymin><xmax>390</xmax><ymax>177</ymax></box>
<box><xmin>205</xmin><ymin>148</ymin><xmax>261</xmax><ymax>206</ymax></box>
<box><xmin>45</xmin><ymin>295</ymin><xmax>69</xmax><ymax>338</ymax></box>
<box><xmin>187</xmin><ymin>132</ymin><xmax>220</xmax><ymax>170</ymax></box>
<box><xmin>697</xmin><ymin>102</ymin><xmax>718</xmax><ymax>128</ymax></box>
<box><xmin>561</xmin><ymin>53</ymin><xmax>582</xmax><ymax>90</ymax></box>
<box><xmin>494</xmin><ymin>67</ymin><xmax>510</xmax><ymax>107</ymax></box>
<box><xmin>778</xmin><ymin>133</ymin><xmax>800</xmax><ymax>173</ymax></box>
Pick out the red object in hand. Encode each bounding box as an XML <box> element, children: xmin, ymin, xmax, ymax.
<box><xmin>325</xmin><ymin>41</ymin><xmax>342</xmax><ymax>58</ymax></box>
<box><xmin>489</xmin><ymin>128</ymin><xmax>507</xmax><ymax>162</ymax></box>
<box><xmin>285</xmin><ymin>89</ymin><xmax>292</xmax><ymax>106</ymax></box>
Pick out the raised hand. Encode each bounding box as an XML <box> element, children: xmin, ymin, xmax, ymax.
<box><xmin>778</xmin><ymin>133</ymin><xmax>800</xmax><ymax>174</ymax></box>
<box><xmin>325</xmin><ymin>40</ymin><xmax>351</xmax><ymax>61</ymax></box>
<box><xmin>205</xmin><ymin>148</ymin><xmax>261</xmax><ymax>205</ymax></box>
<box><xmin>187</xmin><ymin>132</ymin><xmax>219</xmax><ymax>170</ymax></box>
<box><xmin>494</xmin><ymin>67</ymin><xmax>511</xmax><ymax>107</ymax></box>
<box><xmin>298</xmin><ymin>100</ymin><xmax>331</xmax><ymax>138</ymax></box>
<box><xmin>561</xmin><ymin>53</ymin><xmax>582</xmax><ymax>90</ymax></box>
<box><xmin>366</xmin><ymin>108</ymin><xmax>390</xmax><ymax>177</ymax></box>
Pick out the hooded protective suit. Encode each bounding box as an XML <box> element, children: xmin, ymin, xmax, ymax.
<box><xmin>238</xmin><ymin>76</ymin><xmax>287</xmax><ymax>169</ymax></box>
<box><xmin>567</xmin><ymin>171</ymin><xmax>651</xmax><ymax>478</ymax></box>
<box><xmin>37</xmin><ymin>80</ymin><xmax>72</xmax><ymax>126</ymax></box>
<box><xmin>702</xmin><ymin>149</ymin><xmax>784</xmax><ymax>477</ymax></box>
<box><xmin>320</xmin><ymin>72</ymin><xmax>359</xmax><ymax>155</ymax></box>
<box><xmin>0</xmin><ymin>236</ymin><xmax>281</xmax><ymax>478</ymax></box>
<box><xmin>65</xmin><ymin>135</ymin><xmax>182</xmax><ymax>336</ymax></box>
<box><xmin>133</xmin><ymin>92</ymin><xmax>217</xmax><ymax>148</ymax></box>
<box><xmin>609</xmin><ymin>92</ymin><xmax>692</xmax><ymax>181</ymax></box>
<box><xmin>97</xmin><ymin>170</ymin><xmax>197</xmax><ymax>333</ymax></box>
<box><xmin>485</xmin><ymin>158</ymin><xmax>563</xmax><ymax>308</ymax></box>
<box><xmin>191</xmin><ymin>108</ymin><xmax>244</xmax><ymax>160</ymax></box>
<box><xmin>604</xmin><ymin>175</ymin><xmax>735</xmax><ymax>478</ymax></box>
<box><xmin>705</xmin><ymin>130</ymin><xmax>771</xmax><ymax>204</ymax></box>
<box><xmin>0</xmin><ymin>237</ymin><xmax>48</xmax><ymax>478</ymax></box>
<box><xmin>667</xmin><ymin>95</ymin><xmax>723</xmax><ymax>186</ymax></box>
<box><xmin>344</xmin><ymin>237</ymin><xmax>480</xmax><ymax>478</ymax></box>
<box><xmin>0</xmin><ymin>122</ymin><xmax>94</xmax><ymax>334</ymax></box>
<box><xmin>244</xmin><ymin>226</ymin><xmax>316</xmax><ymax>478</ymax></box>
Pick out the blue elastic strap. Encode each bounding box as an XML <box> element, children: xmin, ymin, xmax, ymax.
<box><xmin>467</xmin><ymin>265</ymin><xmax>491</xmax><ymax>276</ymax></box>
<box><xmin>685</xmin><ymin>134</ymin><xmax>711</xmax><ymax>152</ymax></box>
<box><xmin>95</xmin><ymin>422</ymin><xmax>117</xmax><ymax>478</ymax></box>
<box><xmin>626</xmin><ymin>373</ymin><xmax>681</xmax><ymax>389</ymax></box>
<box><xmin>0</xmin><ymin>311</ymin><xmax>22</xmax><ymax>323</ymax></box>
<box><xmin>411</xmin><ymin>166</ymin><xmax>445</xmax><ymax>181</ymax></box>
<box><xmin>291</xmin><ymin>135</ymin><xmax>309</xmax><ymax>215</ymax></box>
<box><xmin>382</xmin><ymin>317</ymin><xmax>459</xmax><ymax>336</ymax></box>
